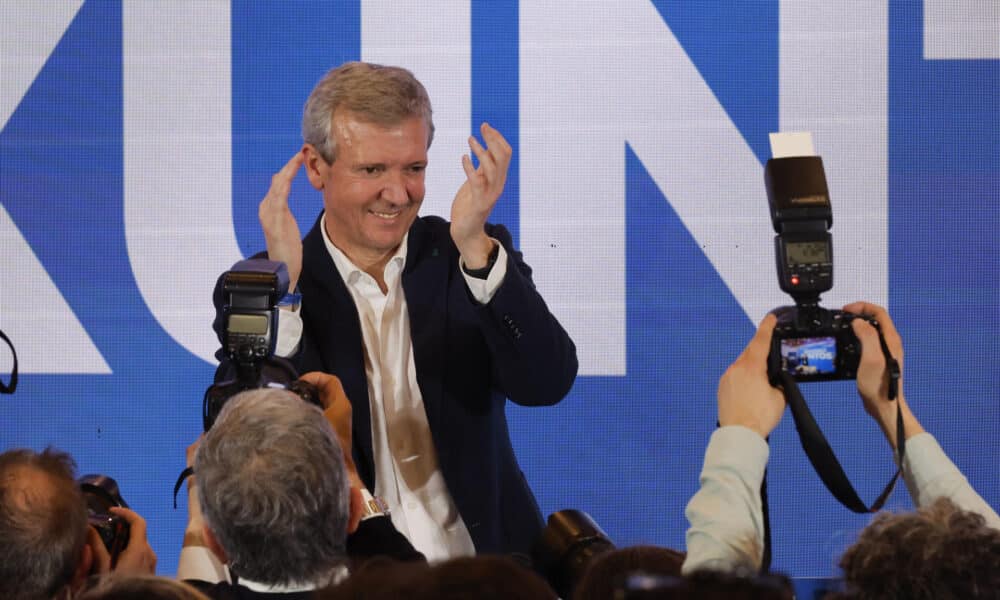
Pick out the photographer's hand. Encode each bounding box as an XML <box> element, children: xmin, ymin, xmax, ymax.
<box><xmin>183</xmin><ymin>436</ymin><xmax>211</xmax><ymax>549</ymax></box>
<box><xmin>298</xmin><ymin>371</ymin><xmax>363</xmax><ymax>490</ymax></box>
<box><xmin>260</xmin><ymin>151</ymin><xmax>305</xmax><ymax>291</ymax></box>
<box><xmin>106</xmin><ymin>507</ymin><xmax>157</xmax><ymax>574</ymax></box>
<box><xmin>86</xmin><ymin>525</ymin><xmax>112</xmax><ymax>575</ymax></box>
<box><xmin>845</xmin><ymin>301</ymin><xmax>923</xmax><ymax>450</ymax></box>
<box><xmin>717</xmin><ymin>314</ymin><xmax>786</xmax><ymax>438</ymax></box>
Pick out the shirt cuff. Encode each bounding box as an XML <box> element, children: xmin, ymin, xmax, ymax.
<box><xmin>275</xmin><ymin>307</ymin><xmax>303</xmax><ymax>357</ymax></box>
<box><xmin>460</xmin><ymin>240</ymin><xmax>508</xmax><ymax>305</ymax></box>
<box><xmin>177</xmin><ymin>545</ymin><xmax>229</xmax><ymax>584</ymax></box>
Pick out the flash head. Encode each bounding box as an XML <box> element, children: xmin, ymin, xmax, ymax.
<box><xmin>765</xmin><ymin>155</ymin><xmax>832</xmax><ymax>233</ymax></box>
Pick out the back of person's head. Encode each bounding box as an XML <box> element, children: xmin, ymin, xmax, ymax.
<box><xmin>195</xmin><ymin>388</ymin><xmax>350</xmax><ymax>587</ymax></box>
<box><xmin>620</xmin><ymin>569</ymin><xmax>793</xmax><ymax>600</ymax></box>
<box><xmin>573</xmin><ymin>545</ymin><xmax>685</xmax><ymax>600</ymax></box>
<box><xmin>833</xmin><ymin>497</ymin><xmax>1000</xmax><ymax>599</ymax></box>
<box><xmin>413</xmin><ymin>556</ymin><xmax>557</xmax><ymax>599</ymax></box>
<box><xmin>77</xmin><ymin>574</ymin><xmax>210</xmax><ymax>600</ymax></box>
<box><xmin>0</xmin><ymin>447</ymin><xmax>89</xmax><ymax>600</ymax></box>
<box><xmin>302</xmin><ymin>61</ymin><xmax>435</xmax><ymax>162</ymax></box>
<box><xmin>317</xmin><ymin>555</ymin><xmax>557</xmax><ymax>600</ymax></box>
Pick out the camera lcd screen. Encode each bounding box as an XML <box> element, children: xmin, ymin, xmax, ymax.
<box><xmin>785</xmin><ymin>241</ymin><xmax>830</xmax><ymax>265</ymax></box>
<box><xmin>780</xmin><ymin>336</ymin><xmax>836</xmax><ymax>375</ymax></box>
<box><xmin>228</xmin><ymin>313</ymin><xmax>269</xmax><ymax>335</ymax></box>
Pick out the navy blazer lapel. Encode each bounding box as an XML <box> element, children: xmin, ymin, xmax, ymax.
<box><xmin>402</xmin><ymin>218</ymin><xmax>450</xmax><ymax>445</ymax></box>
<box><xmin>301</xmin><ymin>214</ymin><xmax>376</xmax><ymax>487</ymax></box>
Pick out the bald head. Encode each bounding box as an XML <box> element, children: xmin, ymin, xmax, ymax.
<box><xmin>0</xmin><ymin>448</ymin><xmax>89</xmax><ymax>600</ymax></box>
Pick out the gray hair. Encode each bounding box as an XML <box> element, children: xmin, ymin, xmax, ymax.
<box><xmin>0</xmin><ymin>448</ymin><xmax>89</xmax><ymax>600</ymax></box>
<box><xmin>302</xmin><ymin>61</ymin><xmax>434</xmax><ymax>163</ymax></box>
<box><xmin>195</xmin><ymin>388</ymin><xmax>351</xmax><ymax>586</ymax></box>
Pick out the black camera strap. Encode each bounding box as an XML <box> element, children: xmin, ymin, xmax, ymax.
<box><xmin>0</xmin><ymin>329</ymin><xmax>18</xmax><ymax>394</ymax></box>
<box><xmin>779</xmin><ymin>369</ymin><xmax>904</xmax><ymax>513</ymax></box>
<box><xmin>173</xmin><ymin>467</ymin><xmax>194</xmax><ymax>509</ymax></box>
<box><xmin>759</xmin><ymin>324</ymin><xmax>903</xmax><ymax>573</ymax></box>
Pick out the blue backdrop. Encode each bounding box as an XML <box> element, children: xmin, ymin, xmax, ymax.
<box><xmin>1</xmin><ymin>0</ymin><xmax>997</xmax><ymax>577</ymax></box>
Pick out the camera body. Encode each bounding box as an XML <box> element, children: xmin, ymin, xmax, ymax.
<box><xmin>204</xmin><ymin>259</ymin><xmax>320</xmax><ymax>430</ymax></box>
<box><xmin>768</xmin><ymin>305</ymin><xmax>864</xmax><ymax>382</ymax></box>
<box><xmin>765</xmin><ymin>147</ymin><xmax>862</xmax><ymax>383</ymax></box>
<box><xmin>79</xmin><ymin>474</ymin><xmax>129</xmax><ymax>565</ymax></box>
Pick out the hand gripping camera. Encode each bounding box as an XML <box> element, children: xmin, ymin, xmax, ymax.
<box><xmin>79</xmin><ymin>474</ymin><xmax>130</xmax><ymax>566</ymax></box>
<box><xmin>202</xmin><ymin>259</ymin><xmax>319</xmax><ymax>431</ymax></box>
<box><xmin>763</xmin><ymin>142</ymin><xmax>869</xmax><ymax>383</ymax></box>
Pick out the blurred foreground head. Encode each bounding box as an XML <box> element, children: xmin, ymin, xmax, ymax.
<box><xmin>0</xmin><ymin>447</ymin><xmax>89</xmax><ymax>600</ymax></box>
<box><xmin>78</xmin><ymin>574</ymin><xmax>210</xmax><ymax>600</ymax></box>
<box><xmin>318</xmin><ymin>555</ymin><xmax>557</xmax><ymax>599</ymax></box>
<box><xmin>834</xmin><ymin>497</ymin><xmax>1000</xmax><ymax>600</ymax></box>
<box><xmin>195</xmin><ymin>387</ymin><xmax>351</xmax><ymax>587</ymax></box>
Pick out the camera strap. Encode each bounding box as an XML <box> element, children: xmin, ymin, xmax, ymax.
<box><xmin>173</xmin><ymin>466</ymin><xmax>194</xmax><ymax>509</ymax></box>
<box><xmin>0</xmin><ymin>328</ymin><xmax>18</xmax><ymax>394</ymax></box>
<box><xmin>759</xmin><ymin>324</ymin><xmax>903</xmax><ymax>572</ymax></box>
<box><xmin>779</xmin><ymin>369</ymin><xmax>904</xmax><ymax>513</ymax></box>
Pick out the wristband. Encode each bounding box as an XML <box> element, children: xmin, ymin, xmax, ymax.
<box><xmin>278</xmin><ymin>292</ymin><xmax>301</xmax><ymax>311</ymax></box>
<box><xmin>359</xmin><ymin>488</ymin><xmax>390</xmax><ymax>521</ymax></box>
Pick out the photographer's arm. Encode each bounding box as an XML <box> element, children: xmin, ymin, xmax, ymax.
<box><xmin>682</xmin><ymin>315</ymin><xmax>786</xmax><ymax>575</ymax></box>
<box><xmin>176</xmin><ymin>438</ymin><xmax>229</xmax><ymax>584</ymax></box>
<box><xmin>299</xmin><ymin>371</ymin><xmax>426</xmax><ymax>563</ymax></box>
<box><xmin>847</xmin><ymin>301</ymin><xmax>1000</xmax><ymax>527</ymax></box>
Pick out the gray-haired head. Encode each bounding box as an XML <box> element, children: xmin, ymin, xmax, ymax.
<box><xmin>302</xmin><ymin>61</ymin><xmax>434</xmax><ymax>163</ymax></box>
<box><xmin>195</xmin><ymin>388</ymin><xmax>350</xmax><ymax>587</ymax></box>
<box><xmin>0</xmin><ymin>447</ymin><xmax>89</xmax><ymax>600</ymax></box>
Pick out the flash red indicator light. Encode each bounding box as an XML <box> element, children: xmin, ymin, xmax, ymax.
<box><xmin>791</xmin><ymin>275</ymin><xmax>800</xmax><ymax>285</ymax></box>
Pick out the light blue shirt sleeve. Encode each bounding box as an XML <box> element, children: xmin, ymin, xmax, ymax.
<box><xmin>681</xmin><ymin>426</ymin><xmax>769</xmax><ymax>575</ymax></box>
<box><xmin>902</xmin><ymin>432</ymin><xmax>1000</xmax><ymax>528</ymax></box>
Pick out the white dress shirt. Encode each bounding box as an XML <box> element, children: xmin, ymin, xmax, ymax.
<box><xmin>276</xmin><ymin>215</ymin><xmax>507</xmax><ymax>561</ymax></box>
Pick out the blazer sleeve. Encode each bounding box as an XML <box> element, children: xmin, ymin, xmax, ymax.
<box><xmin>471</xmin><ymin>223</ymin><xmax>579</xmax><ymax>406</ymax></box>
<box><xmin>347</xmin><ymin>516</ymin><xmax>426</xmax><ymax>564</ymax></box>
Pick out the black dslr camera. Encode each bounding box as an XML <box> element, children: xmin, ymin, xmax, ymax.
<box><xmin>764</xmin><ymin>151</ymin><xmax>869</xmax><ymax>383</ymax></box>
<box><xmin>203</xmin><ymin>259</ymin><xmax>319</xmax><ymax>430</ymax></box>
<box><xmin>79</xmin><ymin>474</ymin><xmax>129</xmax><ymax>566</ymax></box>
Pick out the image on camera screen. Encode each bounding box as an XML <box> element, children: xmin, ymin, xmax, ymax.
<box><xmin>779</xmin><ymin>336</ymin><xmax>836</xmax><ymax>376</ymax></box>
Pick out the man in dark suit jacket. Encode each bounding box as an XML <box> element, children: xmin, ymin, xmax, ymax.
<box><xmin>230</xmin><ymin>61</ymin><xmax>578</xmax><ymax>561</ymax></box>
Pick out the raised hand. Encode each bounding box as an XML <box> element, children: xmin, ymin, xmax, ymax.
<box><xmin>844</xmin><ymin>301</ymin><xmax>922</xmax><ymax>449</ymax></box>
<box><xmin>259</xmin><ymin>151</ymin><xmax>306</xmax><ymax>289</ymax></box>
<box><xmin>717</xmin><ymin>314</ymin><xmax>787</xmax><ymax>438</ymax></box>
<box><xmin>450</xmin><ymin>122</ymin><xmax>512</xmax><ymax>268</ymax></box>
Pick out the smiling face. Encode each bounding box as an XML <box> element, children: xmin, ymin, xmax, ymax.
<box><xmin>305</xmin><ymin>111</ymin><xmax>429</xmax><ymax>270</ymax></box>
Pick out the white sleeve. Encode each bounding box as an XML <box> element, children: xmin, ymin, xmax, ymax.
<box><xmin>275</xmin><ymin>306</ymin><xmax>303</xmax><ymax>357</ymax></box>
<box><xmin>682</xmin><ymin>426</ymin><xmax>769</xmax><ymax>575</ymax></box>
<box><xmin>902</xmin><ymin>432</ymin><xmax>1000</xmax><ymax>528</ymax></box>
<box><xmin>176</xmin><ymin>545</ymin><xmax>230</xmax><ymax>584</ymax></box>
<box><xmin>459</xmin><ymin>239</ymin><xmax>508</xmax><ymax>305</ymax></box>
